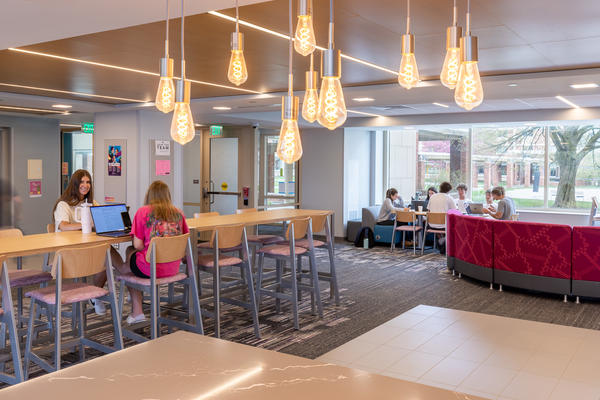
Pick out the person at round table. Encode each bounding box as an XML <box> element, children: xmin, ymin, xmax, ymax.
<box><xmin>114</xmin><ymin>180</ymin><xmax>189</xmax><ymax>325</ymax></box>
<box><xmin>427</xmin><ymin>182</ymin><xmax>457</xmax><ymax>254</ymax></box>
<box><xmin>426</xmin><ymin>186</ymin><xmax>438</xmax><ymax>202</ymax></box>
<box><xmin>455</xmin><ymin>183</ymin><xmax>471</xmax><ymax>214</ymax></box>
<box><xmin>484</xmin><ymin>188</ymin><xmax>495</xmax><ymax>209</ymax></box>
<box><xmin>52</xmin><ymin>169</ymin><xmax>99</xmax><ymax>232</ymax></box>
<box><xmin>376</xmin><ymin>188</ymin><xmax>405</xmax><ymax>226</ymax></box>
<box><xmin>483</xmin><ymin>186</ymin><xmax>516</xmax><ymax>220</ymax></box>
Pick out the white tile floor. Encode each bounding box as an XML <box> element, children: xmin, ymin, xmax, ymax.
<box><xmin>317</xmin><ymin>305</ymin><xmax>600</xmax><ymax>400</ymax></box>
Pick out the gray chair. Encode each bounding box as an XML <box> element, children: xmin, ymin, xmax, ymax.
<box><xmin>0</xmin><ymin>260</ymin><xmax>23</xmax><ymax>385</ymax></box>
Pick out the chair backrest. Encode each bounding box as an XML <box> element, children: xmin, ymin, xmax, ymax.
<box><xmin>395</xmin><ymin>210</ymin><xmax>416</xmax><ymax>224</ymax></box>
<box><xmin>236</xmin><ymin>208</ymin><xmax>258</xmax><ymax>214</ymax></box>
<box><xmin>209</xmin><ymin>224</ymin><xmax>244</xmax><ymax>249</ymax></box>
<box><xmin>193</xmin><ymin>212</ymin><xmax>219</xmax><ymax>219</ymax></box>
<box><xmin>146</xmin><ymin>233</ymin><xmax>190</xmax><ymax>264</ymax></box>
<box><xmin>53</xmin><ymin>243</ymin><xmax>109</xmax><ymax>279</ymax></box>
<box><xmin>427</xmin><ymin>212</ymin><xmax>447</xmax><ymax>225</ymax></box>
<box><xmin>589</xmin><ymin>196</ymin><xmax>598</xmax><ymax>226</ymax></box>
<box><xmin>47</xmin><ymin>224</ymin><xmax>55</xmax><ymax>233</ymax></box>
<box><xmin>0</xmin><ymin>228</ymin><xmax>23</xmax><ymax>238</ymax></box>
<box><xmin>310</xmin><ymin>214</ymin><xmax>328</xmax><ymax>234</ymax></box>
<box><xmin>285</xmin><ymin>217</ymin><xmax>311</xmax><ymax>241</ymax></box>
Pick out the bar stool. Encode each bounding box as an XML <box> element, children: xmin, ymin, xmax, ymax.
<box><xmin>196</xmin><ymin>224</ymin><xmax>260</xmax><ymax>339</ymax></box>
<box><xmin>277</xmin><ymin>214</ymin><xmax>340</xmax><ymax>306</ymax></box>
<box><xmin>0</xmin><ymin>259</ymin><xmax>23</xmax><ymax>385</ymax></box>
<box><xmin>23</xmin><ymin>244</ymin><xmax>123</xmax><ymax>378</ymax></box>
<box><xmin>0</xmin><ymin>229</ymin><xmax>52</xmax><ymax>328</ymax></box>
<box><xmin>256</xmin><ymin>218</ymin><xmax>323</xmax><ymax>330</ymax></box>
<box><xmin>118</xmin><ymin>233</ymin><xmax>203</xmax><ymax>342</ymax></box>
<box><xmin>236</xmin><ymin>208</ymin><xmax>284</xmax><ymax>268</ymax></box>
<box><xmin>391</xmin><ymin>210</ymin><xmax>423</xmax><ymax>255</ymax></box>
<box><xmin>421</xmin><ymin>212</ymin><xmax>447</xmax><ymax>255</ymax></box>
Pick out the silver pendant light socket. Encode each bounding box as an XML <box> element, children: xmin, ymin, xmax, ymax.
<box><xmin>231</xmin><ymin>32</ymin><xmax>244</xmax><ymax>51</ymax></box>
<box><xmin>446</xmin><ymin>26</ymin><xmax>462</xmax><ymax>49</ymax></box>
<box><xmin>460</xmin><ymin>35</ymin><xmax>478</xmax><ymax>62</ymax></box>
<box><xmin>298</xmin><ymin>0</ymin><xmax>313</xmax><ymax>16</ymax></box>
<box><xmin>282</xmin><ymin>95</ymin><xmax>299</xmax><ymax>120</ymax></box>
<box><xmin>175</xmin><ymin>78</ymin><xmax>191</xmax><ymax>103</ymax></box>
<box><xmin>401</xmin><ymin>34</ymin><xmax>415</xmax><ymax>54</ymax></box>
<box><xmin>305</xmin><ymin>70</ymin><xmax>318</xmax><ymax>90</ymax></box>
<box><xmin>321</xmin><ymin>49</ymin><xmax>342</xmax><ymax>78</ymax></box>
<box><xmin>159</xmin><ymin>57</ymin><xmax>174</xmax><ymax>78</ymax></box>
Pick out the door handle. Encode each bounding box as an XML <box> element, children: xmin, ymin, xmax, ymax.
<box><xmin>205</xmin><ymin>191</ymin><xmax>241</xmax><ymax>196</ymax></box>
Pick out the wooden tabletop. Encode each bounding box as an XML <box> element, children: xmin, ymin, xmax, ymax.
<box><xmin>1</xmin><ymin>331</ymin><xmax>485</xmax><ymax>400</ymax></box>
<box><xmin>188</xmin><ymin>209</ymin><xmax>332</xmax><ymax>232</ymax></box>
<box><xmin>0</xmin><ymin>231</ymin><xmax>129</xmax><ymax>258</ymax></box>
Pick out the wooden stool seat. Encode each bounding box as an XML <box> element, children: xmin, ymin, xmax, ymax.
<box><xmin>247</xmin><ymin>234</ymin><xmax>284</xmax><ymax>245</ymax></box>
<box><xmin>258</xmin><ymin>244</ymin><xmax>308</xmax><ymax>256</ymax></box>
<box><xmin>197</xmin><ymin>255</ymin><xmax>243</xmax><ymax>268</ymax></box>
<box><xmin>118</xmin><ymin>271</ymin><xmax>187</xmax><ymax>286</ymax></box>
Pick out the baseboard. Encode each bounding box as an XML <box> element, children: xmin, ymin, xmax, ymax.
<box><xmin>494</xmin><ymin>269</ymin><xmax>570</xmax><ymax>295</ymax></box>
<box><xmin>572</xmin><ymin>280</ymin><xmax>600</xmax><ymax>298</ymax></box>
<box><xmin>453</xmin><ymin>258</ymin><xmax>493</xmax><ymax>283</ymax></box>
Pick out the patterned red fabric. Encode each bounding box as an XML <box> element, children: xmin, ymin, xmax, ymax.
<box><xmin>494</xmin><ymin>220</ymin><xmax>571</xmax><ymax>278</ymax></box>
<box><xmin>26</xmin><ymin>283</ymin><xmax>109</xmax><ymax>305</ymax></box>
<box><xmin>572</xmin><ymin>227</ymin><xmax>600</xmax><ymax>281</ymax></box>
<box><xmin>449</xmin><ymin>215</ymin><xmax>494</xmax><ymax>269</ymax></box>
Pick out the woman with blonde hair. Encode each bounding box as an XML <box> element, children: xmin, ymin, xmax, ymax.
<box><xmin>115</xmin><ymin>180</ymin><xmax>189</xmax><ymax>324</ymax></box>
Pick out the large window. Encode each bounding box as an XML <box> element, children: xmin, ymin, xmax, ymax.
<box><xmin>258</xmin><ymin>134</ymin><xmax>297</xmax><ymax>209</ymax></box>
<box><xmin>385</xmin><ymin>123</ymin><xmax>600</xmax><ymax>211</ymax></box>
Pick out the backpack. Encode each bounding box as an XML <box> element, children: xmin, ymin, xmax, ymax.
<box><xmin>354</xmin><ymin>227</ymin><xmax>374</xmax><ymax>248</ymax></box>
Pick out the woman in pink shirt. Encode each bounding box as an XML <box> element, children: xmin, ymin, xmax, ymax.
<box><xmin>115</xmin><ymin>181</ymin><xmax>188</xmax><ymax>324</ymax></box>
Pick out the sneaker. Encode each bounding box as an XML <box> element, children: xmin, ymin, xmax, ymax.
<box><xmin>89</xmin><ymin>299</ymin><xmax>106</xmax><ymax>316</ymax></box>
<box><xmin>126</xmin><ymin>314</ymin><xmax>146</xmax><ymax>325</ymax></box>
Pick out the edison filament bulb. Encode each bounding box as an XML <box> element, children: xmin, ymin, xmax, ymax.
<box><xmin>277</xmin><ymin>96</ymin><xmax>303</xmax><ymax>164</ymax></box>
<box><xmin>397</xmin><ymin>34</ymin><xmax>420</xmax><ymax>89</ymax></box>
<box><xmin>170</xmin><ymin>80</ymin><xmax>195</xmax><ymax>145</ymax></box>
<box><xmin>155</xmin><ymin>58</ymin><xmax>175</xmax><ymax>113</ymax></box>
<box><xmin>227</xmin><ymin>33</ymin><xmax>248</xmax><ymax>86</ymax></box>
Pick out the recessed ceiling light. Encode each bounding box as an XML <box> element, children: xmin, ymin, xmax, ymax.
<box><xmin>0</xmin><ymin>105</ymin><xmax>67</xmax><ymax>114</ymax></box>
<box><xmin>570</xmin><ymin>83</ymin><xmax>599</xmax><ymax>89</ymax></box>
<box><xmin>51</xmin><ymin>104</ymin><xmax>72</xmax><ymax>109</ymax></box>
<box><xmin>432</xmin><ymin>102</ymin><xmax>449</xmax><ymax>108</ymax></box>
<box><xmin>212</xmin><ymin>106</ymin><xmax>232</xmax><ymax>111</ymax></box>
<box><xmin>353</xmin><ymin>97</ymin><xmax>374</xmax><ymax>102</ymax></box>
<box><xmin>507</xmin><ymin>83</ymin><xmax>518</xmax><ymax>87</ymax></box>
<box><xmin>555</xmin><ymin>95</ymin><xmax>580</xmax><ymax>109</ymax></box>
<box><xmin>60</xmin><ymin>123</ymin><xmax>81</xmax><ymax>128</ymax></box>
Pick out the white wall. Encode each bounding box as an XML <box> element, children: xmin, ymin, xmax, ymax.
<box><xmin>389</xmin><ymin>129</ymin><xmax>417</xmax><ymax>202</ymax></box>
<box><xmin>300</xmin><ymin>127</ymin><xmax>344</xmax><ymax>237</ymax></box>
<box><xmin>344</xmin><ymin>129</ymin><xmax>371</xmax><ymax>222</ymax></box>
<box><xmin>517</xmin><ymin>210</ymin><xmax>589</xmax><ymax>226</ymax></box>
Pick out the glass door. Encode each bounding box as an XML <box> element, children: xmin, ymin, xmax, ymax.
<box><xmin>258</xmin><ymin>133</ymin><xmax>298</xmax><ymax>209</ymax></box>
<box><xmin>61</xmin><ymin>130</ymin><xmax>93</xmax><ymax>192</ymax></box>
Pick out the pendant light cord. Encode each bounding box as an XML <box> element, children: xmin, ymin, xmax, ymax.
<box><xmin>328</xmin><ymin>0</ymin><xmax>334</xmax><ymax>49</ymax></box>
<box><xmin>165</xmin><ymin>0</ymin><xmax>169</xmax><ymax>56</ymax></box>
<box><xmin>453</xmin><ymin>0</ymin><xmax>457</xmax><ymax>26</ymax></box>
<box><xmin>235</xmin><ymin>0</ymin><xmax>239</xmax><ymax>34</ymax></box>
<box><xmin>288</xmin><ymin>0</ymin><xmax>293</xmax><ymax>95</ymax></box>
<box><xmin>181</xmin><ymin>0</ymin><xmax>185</xmax><ymax>79</ymax></box>
<box><xmin>466</xmin><ymin>0</ymin><xmax>471</xmax><ymax>34</ymax></box>
<box><xmin>406</xmin><ymin>0</ymin><xmax>410</xmax><ymax>34</ymax></box>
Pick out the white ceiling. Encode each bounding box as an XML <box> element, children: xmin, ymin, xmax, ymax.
<box><xmin>0</xmin><ymin>0</ymin><xmax>272</xmax><ymax>50</ymax></box>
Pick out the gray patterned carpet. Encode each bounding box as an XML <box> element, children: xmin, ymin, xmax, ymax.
<box><xmin>6</xmin><ymin>242</ymin><xmax>600</xmax><ymax>383</ymax></box>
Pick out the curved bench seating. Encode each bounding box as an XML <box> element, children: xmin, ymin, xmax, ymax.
<box><xmin>448</xmin><ymin>213</ymin><xmax>600</xmax><ymax>300</ymax></box>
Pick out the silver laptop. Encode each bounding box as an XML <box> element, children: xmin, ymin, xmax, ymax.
<box><xmin>467</xmin><ymin>203</ymin><xmax>484</xmax><ymax>214</ymax></box>
<box><xmin>90</xmin><ymin>204</ymin><xmax>132</xmax><ymax>238</ymax></box>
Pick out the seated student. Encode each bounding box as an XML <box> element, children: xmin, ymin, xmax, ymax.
<box><xmin>426</xmin><ymin>182</ymin><xmax>457</xmax><ymax>253</ymax></box>
<box><xmin>483</xmin><ymin>188</ymin><xmax>495</xmax><ymax>209</ymax></box>
<box><xmin>53</xmin><ymin>169</ymin><xmax>99</xmax><ymax>232</ymax></box>
<box><xmin>376</xmin><ymin>188</ymin><xmax>405</xmax><ymax>226</ymax></box>
<box><xmin>114</xmin><ymin>180</ymin><xmax>189</xmax><ymax>324</ymax></box>
<box><xmin>455</xmin><ymin>183</ymin><xmax>471</xmax><ymax>214</ymax></box>
<box><xmin>426</xmin><ymin>186</ymin><xmax>438</xmax><ymax>202</ymax></box>
<box><xmin>483</xmin><ymin>186</ymin><xmax>516</xmax><ymax>220</ymax></box>
<box><xmin>52</xmin><ymin>169</ymin><xmax>113</xmax><ymax>315</ymax></box>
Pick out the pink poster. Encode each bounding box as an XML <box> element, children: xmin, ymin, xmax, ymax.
<box><xmin>156</xmin><ymin>159</ymin><xmax>171</xmax><ymax>176</ymax></box>
<box><xmin>29</xmin><ymin>180</ymin><xmax>42</xmax><ymax>198</ymax></box>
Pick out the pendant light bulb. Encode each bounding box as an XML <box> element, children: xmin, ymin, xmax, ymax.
<box><xmin>397</xmin><ymin>0</ymin><xmax>419</xmax><ymax>90</ymax></box>
<box><xmin>294</xmin><ymin>0</ymin><xmax>316</xmax><ymax>56</ymax></box>
<box><xmin>155</xmin><ymin>0</ymin><xmax>175</xmax><ymax>113</ymax></box>
<box><xmin>170</xmin><ymin>79</ymin><xmax>195</xmax><ymax>145</ymax></box>
<box><xmin>317</xmin><ymin>49</ymin><xmax>347</xmax><ymax>130</ymax></box>
<box><xmin>302</xmin><ymin>54</ymin><xmax>319</xmax><ymax>122</ymax></box>
<box><xmin>454</xmin><ymin>1</ymin><xmax>483</xmax><ymax>111</ymax></box>
<box><xmin>227</xmin><ymin>33</ymin><xmax>248</xmax><ymax>86</ymax></box>
<box><xmin>277</xmin><ymin>96</ymin><xmax>303</xmax><ymax>164</ymax></box>
<box><xmin>440</xmin><ymin>3</ymin><xmax>462</xmax><ymax>89</ymax></box>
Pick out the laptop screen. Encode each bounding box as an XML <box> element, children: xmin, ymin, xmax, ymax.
<box><xmin>90</xmin><ymin>204</ymin><xmax>128</xmax><ymax>234</ymax></box>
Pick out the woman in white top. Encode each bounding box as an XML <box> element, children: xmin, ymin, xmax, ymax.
<box><xmin>52</xmin><ymin>169</ymin><xmax>113</xmax><ymax>315</ymax></box>
<box><xmin>53</xmin><ymin>169</ymin><xmax>99</xmax><ymax>232</ymax></box>
<box><xmin>455</xmin><ymin>183</ymin><xmax>471</xmax><ymax>214</ymax></box>
<box><xmin>376</xmin><ymin>188</ymin><xmax>405</xmax><ymax>225</ymax></box>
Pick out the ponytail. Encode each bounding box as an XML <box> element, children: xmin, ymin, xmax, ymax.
<box><xmin>386</xmin><ymin>188</ymin><xmax>398</xmax><ymax>200</ymax></box>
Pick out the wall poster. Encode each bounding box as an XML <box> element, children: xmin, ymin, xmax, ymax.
<box><xmin>29</xmin><ymin>180</ymin><xmax>42</xmax><ymax>198</ymax></box>
<box><xmin>107</xmin><ymin>145</ymin><xmax>122</xmax><ymax>176</ymax></box>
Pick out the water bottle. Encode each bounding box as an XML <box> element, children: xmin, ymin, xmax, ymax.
<box><xmin>80</xmin><ymin>200</ymin><xmax>92</xmax><ymax>234</ymax></box>
<box><xmin>363</xmin><ymin>237</ymin><xmax>369</xmax><ymax>249</ymax></box>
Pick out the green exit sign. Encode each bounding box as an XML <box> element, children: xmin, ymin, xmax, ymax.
<box><xmin>81</xmin><ymin>122</ymin><xmax>94</xmax><ymax>133</ymax></box>
<box><xmin>210</xmin><ymin>125</ymin><xmax>223</xmax><ymax>136</ymax></box>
